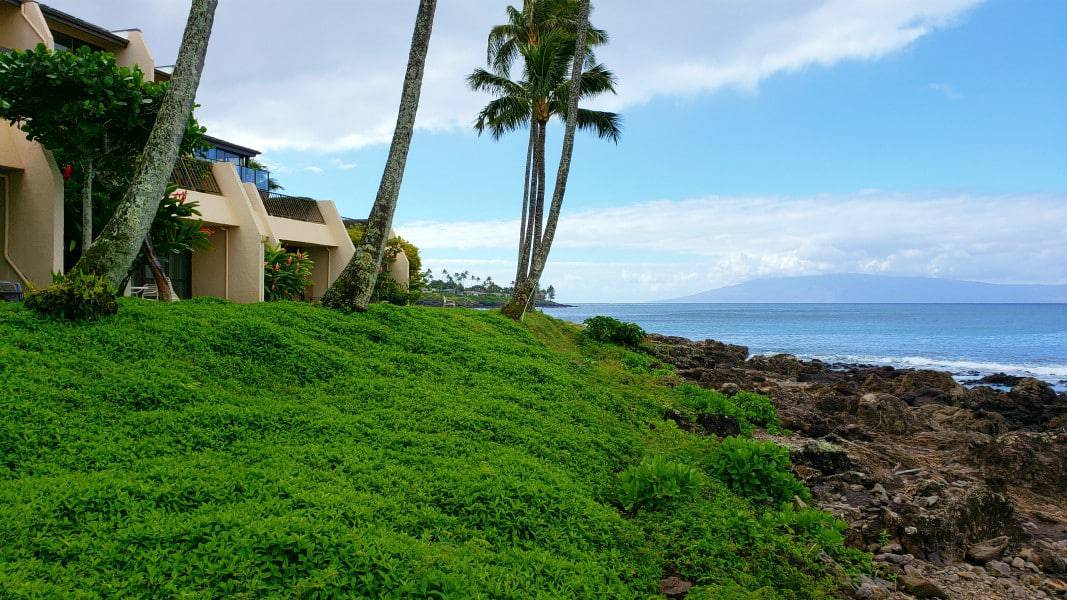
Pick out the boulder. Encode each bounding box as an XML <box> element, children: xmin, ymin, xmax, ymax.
<box><xmin>747</xmin><ymin>353</ymin><xmax>803</xmax><ymax>379</ymax></box>
<box><xmin>892</xmin><ymin>370</ymin><xmax>965</xmax><ymax>406</ymax></box>
<box><xmin>856</xmin><ymin>393</ymin><xmax>923</xmax><ymax>435</ymax></box>
<box><xmin>897</xmin><ymin>573</ymin><xmax>947</xmax><ymax>598</ymax></box>
<box><xmin>645</xmin><ymin>334</ymin><xmax>748</xmax><ymax>370</ymax></box>
<box><xmin>696</xmin><ymin>413</ymin><xmax>741</xmax><ymax>437</ymax></box>
<box><xmin>974</xmin><ymin>431</ymin><xmax>1067</xmax><ymax>495</ymax></box>
<box><xmin>966</xmin><ymin>536</ymin><xmax>1009</xmax><ymax>563</ymax></box>
<box><xmin>790</xmin><ymin>439</ymin><xmax>854</xmax><ymax>475</ymax></box>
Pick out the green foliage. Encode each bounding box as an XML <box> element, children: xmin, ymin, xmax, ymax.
<box><xmin>24</xmin><ymin>271</ymin><xmax>117</xmax><ymax>321</ymax></box>
<box><xmin>732</xmin><ymin>390</ymin><xmax>780</xmax><ymax>429</ymax></box>
<box><xmin>263</xmin><ymin>242</ymin><xmax>313</xmax><ymax>301</ymax></box>
<box><xmin>0</xmin><ymin>44</ymin><xmax>206</xmax><ymax>265</ymax></box>
<box><xmin>0</xmin><ymin>301</ymin><xmax>865</xmax><ymax>596</ymax></box>
<box><xmin>149</xmin><ymin>186</ymin><xmax>212</xmax><ymax>256</ymax></box>
<box><xmin>710</xmin><ymin>436</ymin><xmax>808</xmax><ymax>505</ymax></box>
<box><xmin>581</xmin><ymin>315</ymin><xmax>646</xmax><ymax>348</ymax></box>
<box><xmin>347</xmin><ymin>224</ymin><xmax>424</xmax><ymax>293</ymax></box>
<box><xmin>674</xmin><ymin>384</ymin><xmax>779</xmax><ymax>434</ymax></box>
<box><xmin>618</xmin><ymin>456</ymin><xmax>703</xmax><ymax>512</ymax></box>
<box><xmin>372</xmin><ymin>272</ymin><xmax>420</xmax><ymax>306</ymax></box>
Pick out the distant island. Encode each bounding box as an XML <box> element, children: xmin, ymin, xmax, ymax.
<box><xmin>667</xmin><ymin>274</ymin><xmax>1067</xmax><ymax>303</ymax></box>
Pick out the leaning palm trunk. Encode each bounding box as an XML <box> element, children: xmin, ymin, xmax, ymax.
<box><xmin>141</xmin><ymin>235</ymin><xmax>177</xmax><ymax>302</ymax></box>
<box><xmin>81</xmin><ymin>158</ymin><xmax>93</xmax><ymax>257</ymax></box>
<box><xmin>71</xmin><ymin>0</ymin><xmax>216</xmax><ymax>288</ymax></box>
<box><xmin>501</xmin><ymin>0</ymin><xmax>590</xmax><ymax>321</ymax></box>
<box><xmin>514</xmin><ymin>124</ymin><xmax>536</xmax><ymax>285</ymax></box>
<box><xmin>322</xmin><ymin>0</ymin><xmax>437</xmax><ymax>311</ymax></box>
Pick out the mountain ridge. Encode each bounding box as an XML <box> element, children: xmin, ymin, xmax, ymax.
<box><xmin>666</xmin><ymin>274</ymin><xmax>1067</xmax><ymax>303</ymax></box>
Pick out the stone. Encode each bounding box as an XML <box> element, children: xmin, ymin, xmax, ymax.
<box><xmin>987</xmin><ymin>560</ymin><xmax>1012</xmax><ymax>577</ymax></box>
<box><xmin>746</xmin><ymin>353</ymin><xmax>803</xmax><ymax>379</ymax></box>
<box><xmin>897</xmin><ymin>573</ymin><xmax>947</xmax><ymax>598</ymax></box>
<box><xmin>720</xmin><ymin>382</ymin><xmax>739</xmax><ymax>395</ymax></box>
<box><xmin>1011</xmin><ymin>557</ymin><xmax>1026</xmax><ymax>569</ymax></box>
<box><xmin>659</xmin><ymin>576</ymin><xmax>692</xmax><ymax>598</ymax></box>
<box><xmin>857</xmin><ymin>393</ymin><xmax>921</xmax><ymax>435</ymax></box>
<box><xmin>695</xmin><ymin>413</ymin><xmax>741</xmax><ymax>437</ymax></box>
<box><xmin>791</xmin><ymin>439</ymin><xmax>854</xmax><ymax>475</ymax></box>
<box><xmin>967</xmin><ymin>536</ymin><xmax>1010</xmax><ymax>563</ymax></box>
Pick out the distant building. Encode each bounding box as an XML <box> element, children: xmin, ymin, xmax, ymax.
<box><xmin>0</xmin><ymin>1</ymin><xmax>405</xmax><ymax>300</ymax></box>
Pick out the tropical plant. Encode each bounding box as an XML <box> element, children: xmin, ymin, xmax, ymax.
<box><xmin>710</xmin><ymin>436</ymin><xmax>808</xmax><ymax>505</ymax></box>
<box><xmin>470</xmin><ymin>0</ymin><xmax>619</xmax><ymax>298</ymax></box>
<box><xmin>71</xmin><ymin>0</ymin><xmax>218</xmax><ymax>298</ymax></box>
<box><xmin>263</xmin><ymin>242</ymin><xmax>313</xmax><ymax>301</ymax></box>
<box><xmin>322</xmin><ymin>0</ymin><xmax>437</xmax><ymax>311</ymax></box>
<box><xmin>25</xmin><ymin>271</ymin><xmax>117</xmax><ymax>321</ymax></box>
<box><xmin>138</xmin><ymin>186</ymin><xmax>213</xmax><ymax>301</ymax></box>
<box><xmin>0</xmin><ymin>44</ymin><xmax>206</xmax><ymax>259</ymax></box>
<box><xmin>581</xmin><ymin>315</ymin><xmax>645</xmax><ymax>348</ymax></box>
<box><xmin>618</xmin><ymin>456</ymin><xmax>703</xmax><ymax>512</ymax></box>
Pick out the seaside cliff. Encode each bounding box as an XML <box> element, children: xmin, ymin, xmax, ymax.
<box><xmin>645</xmin><ymin>333</ymin><xmax>1067</xmax><ymax>599</ymax></box>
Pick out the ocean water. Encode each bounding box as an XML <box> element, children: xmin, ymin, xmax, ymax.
<box><xmin>542</xmin><ymin>304</ymin><xmax>1067</xmax><ymax>391</ymax></box>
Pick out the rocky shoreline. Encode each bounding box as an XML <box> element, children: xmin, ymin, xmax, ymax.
<box><xmin>645</xmin><ymin>333</ymin><xmax>1067</xmax><ymax>599</ymax></box>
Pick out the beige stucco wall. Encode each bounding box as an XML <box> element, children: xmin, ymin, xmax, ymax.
<box><xmin>191</xmin><ymin>227</ymin><xmax>228</xmax><ymax>298</ymax></box>
<box><xmin>0</xmin><ymin>2</ymin><xmax>52</xmax><ymax>51</ymax></box>
<box><xmin>388</xmin><ymin>250</ymin><xmax>410</xmax><ymax>288</ymax></box>
<box><xmin>204</xmin><ymin>163</ymin><xmax>267</xmax><ymax>303</ymax></box>
<box><xmin>0</xmin><ymin>139</ymin><xmax>64</xmax><ymax>288</ymax></box>
<box><xmin>114</xmin><ymin>30</ymin><xmax>154</xmax><ymax>80</ymax></box>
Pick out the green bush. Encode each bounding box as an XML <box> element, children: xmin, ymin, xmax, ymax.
<box><xmin>619</xmin><ymin>456</ymin><xmax>703</xmax><ymax>512</ymax></box>
<box><xmin>372</xmin><ymin>272</ymin><xmax>419</xmax><ymax>306</ymax></box>
<box><xmin>24</xmin><ymin>271</ymin><xmax>117</xmax><ymax>320</ymax></box>
<box><xmin>710</xmin><ymin>436</ymin><xmax>807</xmax><ymax>505</ymax></box>
<box><xmin>676</xmin><ymin>385</ymin><xmax>779</xmax><ymax>433</ymax></box>
<box><xmin>263</xmin><ymin>242</ymin><xmax>313</xmax><ymax>301</ymax></box>
<box><xmin>581</xmin><ymin>315</ymin><xmax>646</xmax><ymax>348</ymax></box>
<box><xmin>731</xmin><ymin>390</ymin><xmax>779</xmax><ymax>429</ymax></box>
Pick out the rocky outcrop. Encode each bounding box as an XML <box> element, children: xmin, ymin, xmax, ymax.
<box><xmin>649</xmin><ymin>334</ymin><xmax>1067</xmax><ymax>599</ymax></box>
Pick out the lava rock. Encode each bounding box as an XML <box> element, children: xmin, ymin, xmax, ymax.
<box><xmin>966</xmin><ymin>536</ymin><xmax>1009</xmax><ymax>563</ymax></box>
<box><xmin>897</xmin><ymin>573</ymin><xmax>947</xmax><ymax>598</ymax></box>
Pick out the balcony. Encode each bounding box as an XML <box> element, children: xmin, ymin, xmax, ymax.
<box><xmin>171</xmin><ymin>157</ymin><xmax>221</xmax><ymax>195</ymax></box>
<box><xmin>261</xmin><ymin>192</ymin><xmax>325</xmax><ymax>224</ymax></box>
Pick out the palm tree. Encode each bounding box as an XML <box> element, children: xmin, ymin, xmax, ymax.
<box><xmin>322</xmin><ymin>0</ymin><xmax>437</xmax><ymax>311</ymax></box>
<box><xmin>469</xmin><ymin>26</ymin><xmax>618</xmax><ymax>292</ymax></box>
<box><xmin>501</xmin><ymin>0</ymin><xmax>592</xmax><ymax>320</ymax></box>
<box><xmin>473</xmin><ymin>0</ymin><xmax>613</xmax><ymax>287</ymax></box>
<box><xmin>73</xmin><ymin>0</ymin><xmax>217</xmax><ymax>288</ymax></box>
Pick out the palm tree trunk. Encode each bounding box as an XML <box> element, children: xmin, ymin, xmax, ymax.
<box><xmin>141</xmin><ymin>234</ymin><xmax>177</xmax><ymax>302</ymax></box>
<box><xmin>502</xmin><ymin>0</ymin><xmax>590</xmax><ymax>320</ymax></box>
<box><xmin>322</xmin><ymin>0</ymin><xmax>437</xmax><ymax>311</ymax></box>
<box><xmin>81</xmin><ymin>157</ymin><xmax>93</xmax><ymax>257</ymax></box>
<box><xmin>71</xmin><ymin>0</ymin><xmax>217</xmax><ymax>289</ymax></box>
<box><xmin>514</xmin><ymin>123</ymin><xmax>536</xmax><ymax>285</ymax></box>
<box><xmin>530</xmin><ymin>120</ymin><xmax>547</xmax><ymax>264</ymax></box>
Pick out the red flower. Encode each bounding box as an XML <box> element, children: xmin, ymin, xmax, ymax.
<box><xmin>171</xmin><ymin>190</ymin><xmax>189</xmax><ymax>204</ymax></box>
<box><xmin>61</xmin><ymin>164</ymin><xmax>73</xmax><ymax>180</ymax></box>
<box><xmin>198</xmin><ymin>226</ymin><xmax>215</xmax><ymax>237</ymax></box>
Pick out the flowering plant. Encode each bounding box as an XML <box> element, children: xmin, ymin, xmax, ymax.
<box><xmin>263</xmin><ymin>241</ymin><xmax>313</xmax><ymax>301</ymax></box>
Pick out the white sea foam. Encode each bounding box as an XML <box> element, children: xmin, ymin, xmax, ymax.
<box><xmin>797</xmin><ymin>354</ymin><xmax>1067</xmax><ymax>383</ymax></box>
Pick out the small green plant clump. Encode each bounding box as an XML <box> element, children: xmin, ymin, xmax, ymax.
<box><xmin>263</xmin><ymin>241</ymin><xmax>313</xmax><ymax>301</ymax></box>
<box><xmin>581</xmin><ymin>315</ymin><xmax>646</xmax><ymax>348</ymax></box>
<box><xmin>24</xmin><ymin>271</ymin><xmax>117</xmax><ymax>320</ymax></box>
<box><xmin>710</xmin><ymin>436</ymin><xmax>808</xmax><ymax>505</ymax></box>
<box><xmin>676</xmin><ymin>384</ymin><xmax>780</xmax><ymax>432</ymax></box>
<box><xmin>619</xmin><ymin>455</ymin><xmax>704</xmax><ymax>512</ymax></box>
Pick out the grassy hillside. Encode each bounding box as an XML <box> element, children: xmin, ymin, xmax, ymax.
<box><xmin>0</xmin><ymin>299</ymin><xmax>865</xmax><ymax>598</ymax></box>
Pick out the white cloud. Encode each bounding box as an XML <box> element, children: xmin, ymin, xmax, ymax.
<box><xmin>929</xmin><ymin>82</ymin><xmax>962</xmax><ymax>100</ymax></box>
<box><xmin>402</xmin><ymin>192</ymin><xmax>1067</xmax><ymax>301</ymax></box>
<box><xmin>303</xmin><ymin>166</ymin><xmax>324</xmax><ymax>173</ymax></box>
<box><xmin>330</xmin><ymin>159</ymin><xmax>358</xmax><ymax>170</ymax></box>
<box><xmin>47</xmin><ymin>0</ymin><xmax>983</xmax><ymax>151</ymax></box>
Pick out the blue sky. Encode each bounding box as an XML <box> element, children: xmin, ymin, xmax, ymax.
<box><xmin>54</xmin><ymin>0</ymin><xmax>1067</xmax><ymax>300</ymax></box>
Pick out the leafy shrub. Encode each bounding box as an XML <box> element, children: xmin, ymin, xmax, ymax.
<box><xmin>581</xmin><ymin>315</ymin><xmax>646</xmax><ymax>348</ymax></box>
<box><xmin>263</xmin><ymin>241</ymin><xmax>313</xmax><ymax>301</ymax></box>
<box><xmin>731</xmin><ymin>390</ymin><xmax>779</xmax><ymax>429</ymax></box>
<box><xmin>25</xmin><ymin>271</ymin><xmax>117</xmax><ymax>320</ymax></box>
<box><xmin>710</xmin><ymin>436</ymin><xmax>807</xmax><ymax>505</ymax></box>
<box><xmin>372</xmin><ymin>272</ymin><xmax>420</xmax><ymax>306</ymax></box>
<box><xmin>676</xmin><ymin>385</ymin><xmax>779</xmax><ymax>433</ymax></box>
<box><xmin>619</xmin><ymin>456</ymin><xmax>703</xmax><ymax>512</ymax></box>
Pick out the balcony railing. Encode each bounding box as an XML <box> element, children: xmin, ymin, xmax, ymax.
<box><xmin>171</xmin><ymin>157</ymin><xmax>221</xmax><ymax>195</ymax></box>
<box><xmin>262</xmin><ymin>192</ymin><xmax>325</xmax><ymax>224</ymax></box>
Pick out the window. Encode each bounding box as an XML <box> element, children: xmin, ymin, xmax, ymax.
<box><xmin>133</xmin><ymin>249</ymin><xmax>193</xmax><ymax>300</ymax></box>
<box><xmin>50</xmin><ymin>31</ymin><xmax>104</xmax><ymax>53</ymax></box>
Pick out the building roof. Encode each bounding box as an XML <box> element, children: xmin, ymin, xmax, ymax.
<box><xmin>35</xmin><ymin>2</ymin><xmax>130</xmax><ymax>48</ymax></box>
<box><xmin>203</xmin><ymin>135</ymin><xmax>261</xmax><ymax>159</ymax></box>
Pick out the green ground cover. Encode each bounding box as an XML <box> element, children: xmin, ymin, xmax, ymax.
<box><xmin>0</xmin><ymin>299</ymin><xmax>866</xmax><ymax>598</ymax></box>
